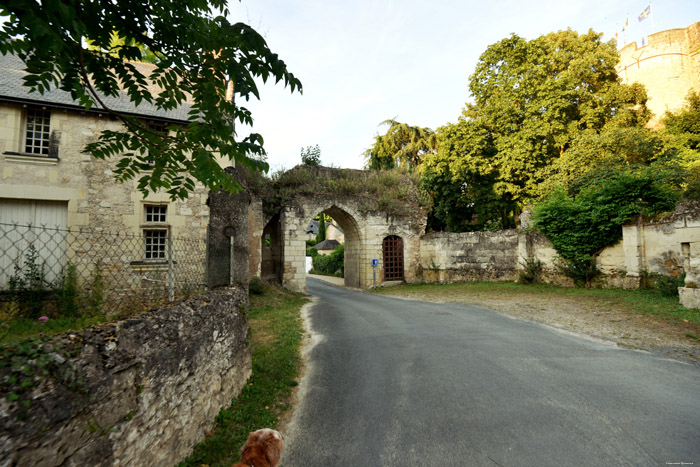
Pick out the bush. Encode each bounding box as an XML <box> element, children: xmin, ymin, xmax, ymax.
<box><xmin>310</xmin><ymin>244</ymin><xmax>344</xmax><ymax>277</ymax></box>
<box><xmin>249</xmin><ymin>277</ymin><xmax>264</xmax><ymax>295</ymax></box>
<box><xmin>518</xmin><ymin>257</ymin><xmax>543</xmax><ymax>284</ymax></box>
<box><xmin>534</xmin><ymin>169</ymin><xmax>679</xmax><ymax>286</ymax></box>
<box><xmin>643</xmin><ymin>272</ymin><xmax>685</xmax><ymax>297</ymax></box>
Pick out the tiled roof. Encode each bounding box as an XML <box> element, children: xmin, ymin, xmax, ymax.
<box><xmin>0</xmin><ymin>53</ymin><xmax>192</xmax><ymax>122</ymax></box>
<box><xmin>313</xmin><ymin>239</ymin><xmax>341</xmax><ymax>250</ymax></box>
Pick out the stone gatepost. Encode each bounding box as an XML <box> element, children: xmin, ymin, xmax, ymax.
<box><xmin>679</xmin><ymin>242</ymin><xmax>700</xmax><ymax>309</ymax></box>
<box><xmin>207</xmin><ymin>186</ymin><xmax>251</xmax><ymax>289</ymax></box>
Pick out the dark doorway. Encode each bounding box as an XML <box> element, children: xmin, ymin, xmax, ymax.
<box><xmin>382</xmin><ymin>235</ymin><xmax>404</xmax><ymax>280</ymax></box>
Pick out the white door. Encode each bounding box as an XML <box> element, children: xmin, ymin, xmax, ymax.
<box><xmin>0</xmin><ymin>199</ymin><xmax>68</xmax><ymax>288</ymax></box>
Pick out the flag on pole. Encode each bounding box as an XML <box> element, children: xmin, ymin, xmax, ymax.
<box><xmin>638</xmin><ymin>4</ymin><xmax>651</xmax><ymax>22</ymax></box>
<box><xmin>622</xmin><ymin>16</ymin><xmax>629</xmax><ymax>31</ymax></box>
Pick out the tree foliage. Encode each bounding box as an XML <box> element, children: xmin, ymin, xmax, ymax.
<box><xmin>0</xmin><ymin>0</ymin><xmax>302</xmax><ymax>199</ymax></box>
<box><xmin>421</xmin><ymin>29</ymin><xmax>651</xmax><ymax>231</ymax></box>
<box><xmin>533</xmin><ymin>168</ymin><xmax>679</xmax><ymax>286</ymax></box>
<box><xmin>364</xmin><ymin>119</ymin><xmax>437</xmax><ymax>171</ymax></box>
<box><xmin>301</xmin><ymin>144</ymin><xmax>321</xmax><ymax>166</ymax></box>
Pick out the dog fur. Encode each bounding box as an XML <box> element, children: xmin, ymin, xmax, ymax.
<box><xmin>232</xmin><ymin>428</ymin><xmax>283</xmax><ymax>467</ymax></box>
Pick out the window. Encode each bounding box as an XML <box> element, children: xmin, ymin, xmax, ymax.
<box><xmin>144</xmin><ymin>230</ymin><xmax>167</xmax><ymax>260</ymax></box>
<box><xmin>144</xmin><ymin>121</ymin><xmax>168</xmax><ymax>167</ymax></box>
<box><xmin>145</xmin><ymin>205</ymin><xmax>167</xmax><ymax>223</ymax></box>
<box><xmin>24</xmin><ymin>108</ymin><xmax>51</xmax><ymax>155</ymax></box>
<box><xmin>143</xmin><ymin>204</ymin><xmax>168</xmax><ymax>261</ymax></box>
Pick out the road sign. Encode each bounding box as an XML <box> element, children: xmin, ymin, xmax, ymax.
<box><xmin>371</xmin><ymin>259</ymin><xmax>378</xmax><ymax>267</ymax></box>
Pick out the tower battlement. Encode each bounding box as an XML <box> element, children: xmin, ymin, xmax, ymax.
<box><xmin>616</xmin><ymin>21</ymin><xmax>700</xmax><ymax>126</ymax></box>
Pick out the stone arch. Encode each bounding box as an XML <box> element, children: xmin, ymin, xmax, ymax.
<box><xmin>316</xmin><ymin>205</ymin><xmax>362</xmax><ymax>288</ymax></box>
<box><xmin>279</xmin><ymin>198</ymin><xmax>365</xmax><ymax>293</ymax></box>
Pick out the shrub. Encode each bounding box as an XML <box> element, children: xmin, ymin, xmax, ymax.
<box><xmin>534</xmin><ymin>169</ymin><xmax>679</xmax><ymax>286</ymax></box>
<box><xmin>57</xmin><ymin>262</ymin><xmax>79</xmax><ymax>318</ymax></box>
<box><xmin>643</xmin><ymin>272</ymin><xmax>685</xmax><ymax>297</ymax></box>
<box><xmin>518</xmin><ymin>257</ymin><xmax>543</xmax><ymax>284</ymax></box>
<box><xmin>249</xmin><ymin>277</ymin><xmax>264</xmax><ymax>295</ymax></box>
<box><xmin>311</xmin><ymin>244</ymin><xmax>344</xmax><ymax>277</ymax></box>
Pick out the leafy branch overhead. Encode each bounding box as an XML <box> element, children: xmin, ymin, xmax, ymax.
<box><xmin>0</xmin><ymin>0</ymin><xmax>302</xmax><ymax>200</ymax></box>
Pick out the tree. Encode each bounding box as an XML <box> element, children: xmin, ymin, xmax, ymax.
<box><xmin>0</xmin><ymin>0</ymin><xmax>302</xmax><ymax>200</ymax></box>
<box><xmin>301</xmin><ymin>145</ymin><xmax>321</xmax><ymax>166</ymax></box>
<box><xmin>420</xmin><ymin>117</ymin><xmax>518</xmax><ymax>231</ymax></box>
<box><xmin>315</xmin><ymin>213</ymin><xmax>327</xmax><ymax>244</ymax></box>
<box><xmin>466</xmin><ymin>29</ymin><xmax>649</xmax><ymax>203</ymax></box>
<box><xmin>364</xmin><ymin>119</ymin><xmax>437</xmax><ymax>171</ymax></box>
<box><xmin>87</xmin><ymin>31</ymin><xmax>160</xmax><ymax>64</ymax></box>
<box><xmin>421</xmin><ymin>29</ymin><xmax>650</xmax><ymax>231</ymax></box>
<box><xmin>663</xmin><ymin>91</ymin><xmax>700</xmax><ymax>197</ymax></box>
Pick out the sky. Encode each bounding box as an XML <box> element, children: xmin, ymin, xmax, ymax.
<box><xmin>228</xmin><ymin>0</ymin><xmax>700</xmax><ymax>173</ymax></box>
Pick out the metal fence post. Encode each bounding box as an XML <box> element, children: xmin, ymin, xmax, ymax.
<box><xmin>168</xmin><ymin>228</ymin><xmax>174</xmax><ymax>302</ymax></box>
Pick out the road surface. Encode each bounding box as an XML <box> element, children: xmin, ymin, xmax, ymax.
<box><xmin>281</xmin><ymin>278</ymin><xmax>700</xmax><ymax>466</ymax></box>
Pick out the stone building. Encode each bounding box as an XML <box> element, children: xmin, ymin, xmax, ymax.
<box><xmin>617</xmin><ymin>21</ymin><xmax>700</xmax><ymax>127</ymax></box>
<box><xmin>0</xmin><ymin>53</ymin><xmax>217</xmax><ymax>292</ymax></box>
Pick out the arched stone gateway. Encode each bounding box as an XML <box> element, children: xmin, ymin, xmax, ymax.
<box><xmin>208</xmin><ymin>166</ymin><xmax>427</xmax><ymax>293</ymax></box>
<box><xmin>277</xmin><ymin>195</ymin><xmax>424</xmax><ymax>292</ymax></box>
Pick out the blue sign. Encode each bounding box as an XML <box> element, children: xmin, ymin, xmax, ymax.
<box><xmin>371</xmin><ymin>259</ymin><xmax>378</xmax><ymax>267</ymax></box>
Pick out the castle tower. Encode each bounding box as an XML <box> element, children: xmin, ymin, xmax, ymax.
<box><xmin>616</xmin><ymin>21</ymin><xmax>700</xmax><ymax>127</ymax></box>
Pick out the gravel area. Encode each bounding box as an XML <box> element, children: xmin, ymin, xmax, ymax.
<box><xmin>377</xmin><ymin>287</ymin><xmax>700</xmax><ymax>365</ymax></box>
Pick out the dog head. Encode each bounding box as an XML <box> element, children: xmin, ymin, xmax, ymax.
<box><xmin>232</xmin><ymin>428</ymin><xmax>283</xmax><ymax>467</ymax></box>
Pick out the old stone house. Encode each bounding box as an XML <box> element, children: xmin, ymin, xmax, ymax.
<box><xmin>0</xmin><ymin>53</ymin><xmax>217</xmax><ymax>291</ymax></box>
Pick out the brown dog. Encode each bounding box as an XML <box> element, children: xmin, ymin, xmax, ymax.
<box><xmin>232</xmin><ymin>428</ymin><xmax>283</xmax><ymax>467</ymax></box>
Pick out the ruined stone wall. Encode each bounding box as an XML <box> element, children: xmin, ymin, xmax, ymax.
<box><xmin>418</xmin><ymin>230</ymin><xmax>519</xmax><ymax>283</ymax></box>
<box><xmin>416</xmin><ymin>202</ymin><xmax>700</xmax><ymax>289</ymax></box>
<box><xmin>0</xmin><ymin>286</ymin><xmax>251</xmax><ymax>467</ymax></box>
<box><xmin>617</xmin><ymin>21</ymin><xmax>700</xmax><ymax>126</ymax></box>
<box><xmin>516</xmin><ymin>202</ymin><xmax>700</xmax><ymax>288</ymax></box>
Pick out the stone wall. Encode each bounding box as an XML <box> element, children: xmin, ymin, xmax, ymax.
<box><xmin>417</xmin><ymin>202</ymin><xmax>700</xmax><ymax>291</ymax></box>
<box><xmin>419</xmin><ymin>230</ymin><xmax>519</xmax><ymax>283</ymax></box>
<box><xmin>0</xmin><ymin>287</ymin><xmax>251</xmax><ymax>467</ymax></box>
<box><xmin>617</xmin><ymin>21</ymin><xmax>700</xmax><ymax>127</ymax></box>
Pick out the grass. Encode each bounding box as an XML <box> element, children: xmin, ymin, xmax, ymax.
<box><xmin>372</xmin><ymin>281</ymin><xmax>700</xmax><ymax>325</ymax></box>
<box><xmin>179</xmin><ymin>283</ymin><xmax>308</xmax><ymax>467</ymax></box>
<box><xmin>0</xmin><ymin>314</ymin><xmax>107</xmax><ymax>345</ymax></box>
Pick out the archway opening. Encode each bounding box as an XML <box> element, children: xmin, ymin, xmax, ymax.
<box><xmin>261</xmin><ymin>212</ymin><xmax>282</xmax><ymax>283</ymax></box>
<box><xmin>306</xmin><ymin>205</ymin><xmax>361</xmax><ymax>288</ymax></box>
<box><xmin>382</xmin><ymin>235</ymin><xmax>404</xmax><ymax>281</ymax></box>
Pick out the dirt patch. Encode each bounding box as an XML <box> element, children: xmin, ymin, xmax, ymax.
<box><xmin>380</xmin><ymin>288</ymin><xmax>700</xmax><ymax>365</ymax></box>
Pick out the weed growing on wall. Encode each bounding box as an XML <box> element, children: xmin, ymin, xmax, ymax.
<box><xmin>265</xmin><ymin>166</ymin><xmax>429</xmax><ymax>218</ymax></box>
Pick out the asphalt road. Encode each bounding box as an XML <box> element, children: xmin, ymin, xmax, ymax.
<box><xmin>281</xmin><ymin>278</ymin><xmax>700</xmax><ymax>467</ymax></box>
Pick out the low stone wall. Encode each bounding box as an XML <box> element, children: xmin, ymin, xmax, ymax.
<box><xmin>415</xmin><ymin>202</ymin><xmax>700</xmax><ymax>293</ymax></box>
<box><xmin>0</xmin><ymin>286</ymin><xmax>251</xmax><ymax>467</ymax></box>
<box><xmin>419</xmin><ymin>230</ymin><xmax>519</xmax><ymax>283</ymax></box>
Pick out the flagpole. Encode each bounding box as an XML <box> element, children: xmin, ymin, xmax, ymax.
<box><xmin>650</xmin><ymin>1</ymin><xmax>655</xmax><ymax>33</ymax></box>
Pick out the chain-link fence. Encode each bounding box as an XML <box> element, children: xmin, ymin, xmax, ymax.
<box><xmin>0</xmin><ymin>222</ymin><xmax>207</xmax><ymax>318</ymax></box>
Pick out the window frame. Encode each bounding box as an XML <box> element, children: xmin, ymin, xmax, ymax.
<box><xmin>23</xmin><ymin>107</ymin><xmax>52</xmax><ymax>156</ymax></box>
<box><xmin>141</xmin><ymin>203</ymin><xmax>169</xmax><ymax>262</ymax></box>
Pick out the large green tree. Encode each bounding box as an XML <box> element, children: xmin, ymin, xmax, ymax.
<box><xmin>0</xmin><ymin>0</ymin><xmax>302</xmax><ymax>199</ymax></box>
<box><xmin>364</xmin><ymin>119</ymin><xmax>437</xmax><ymax>171</ymax></box>
<box><xmin>422</xmin><ymin>29</ymin><xmax>650</xmax><ymax>230</ymax></box>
